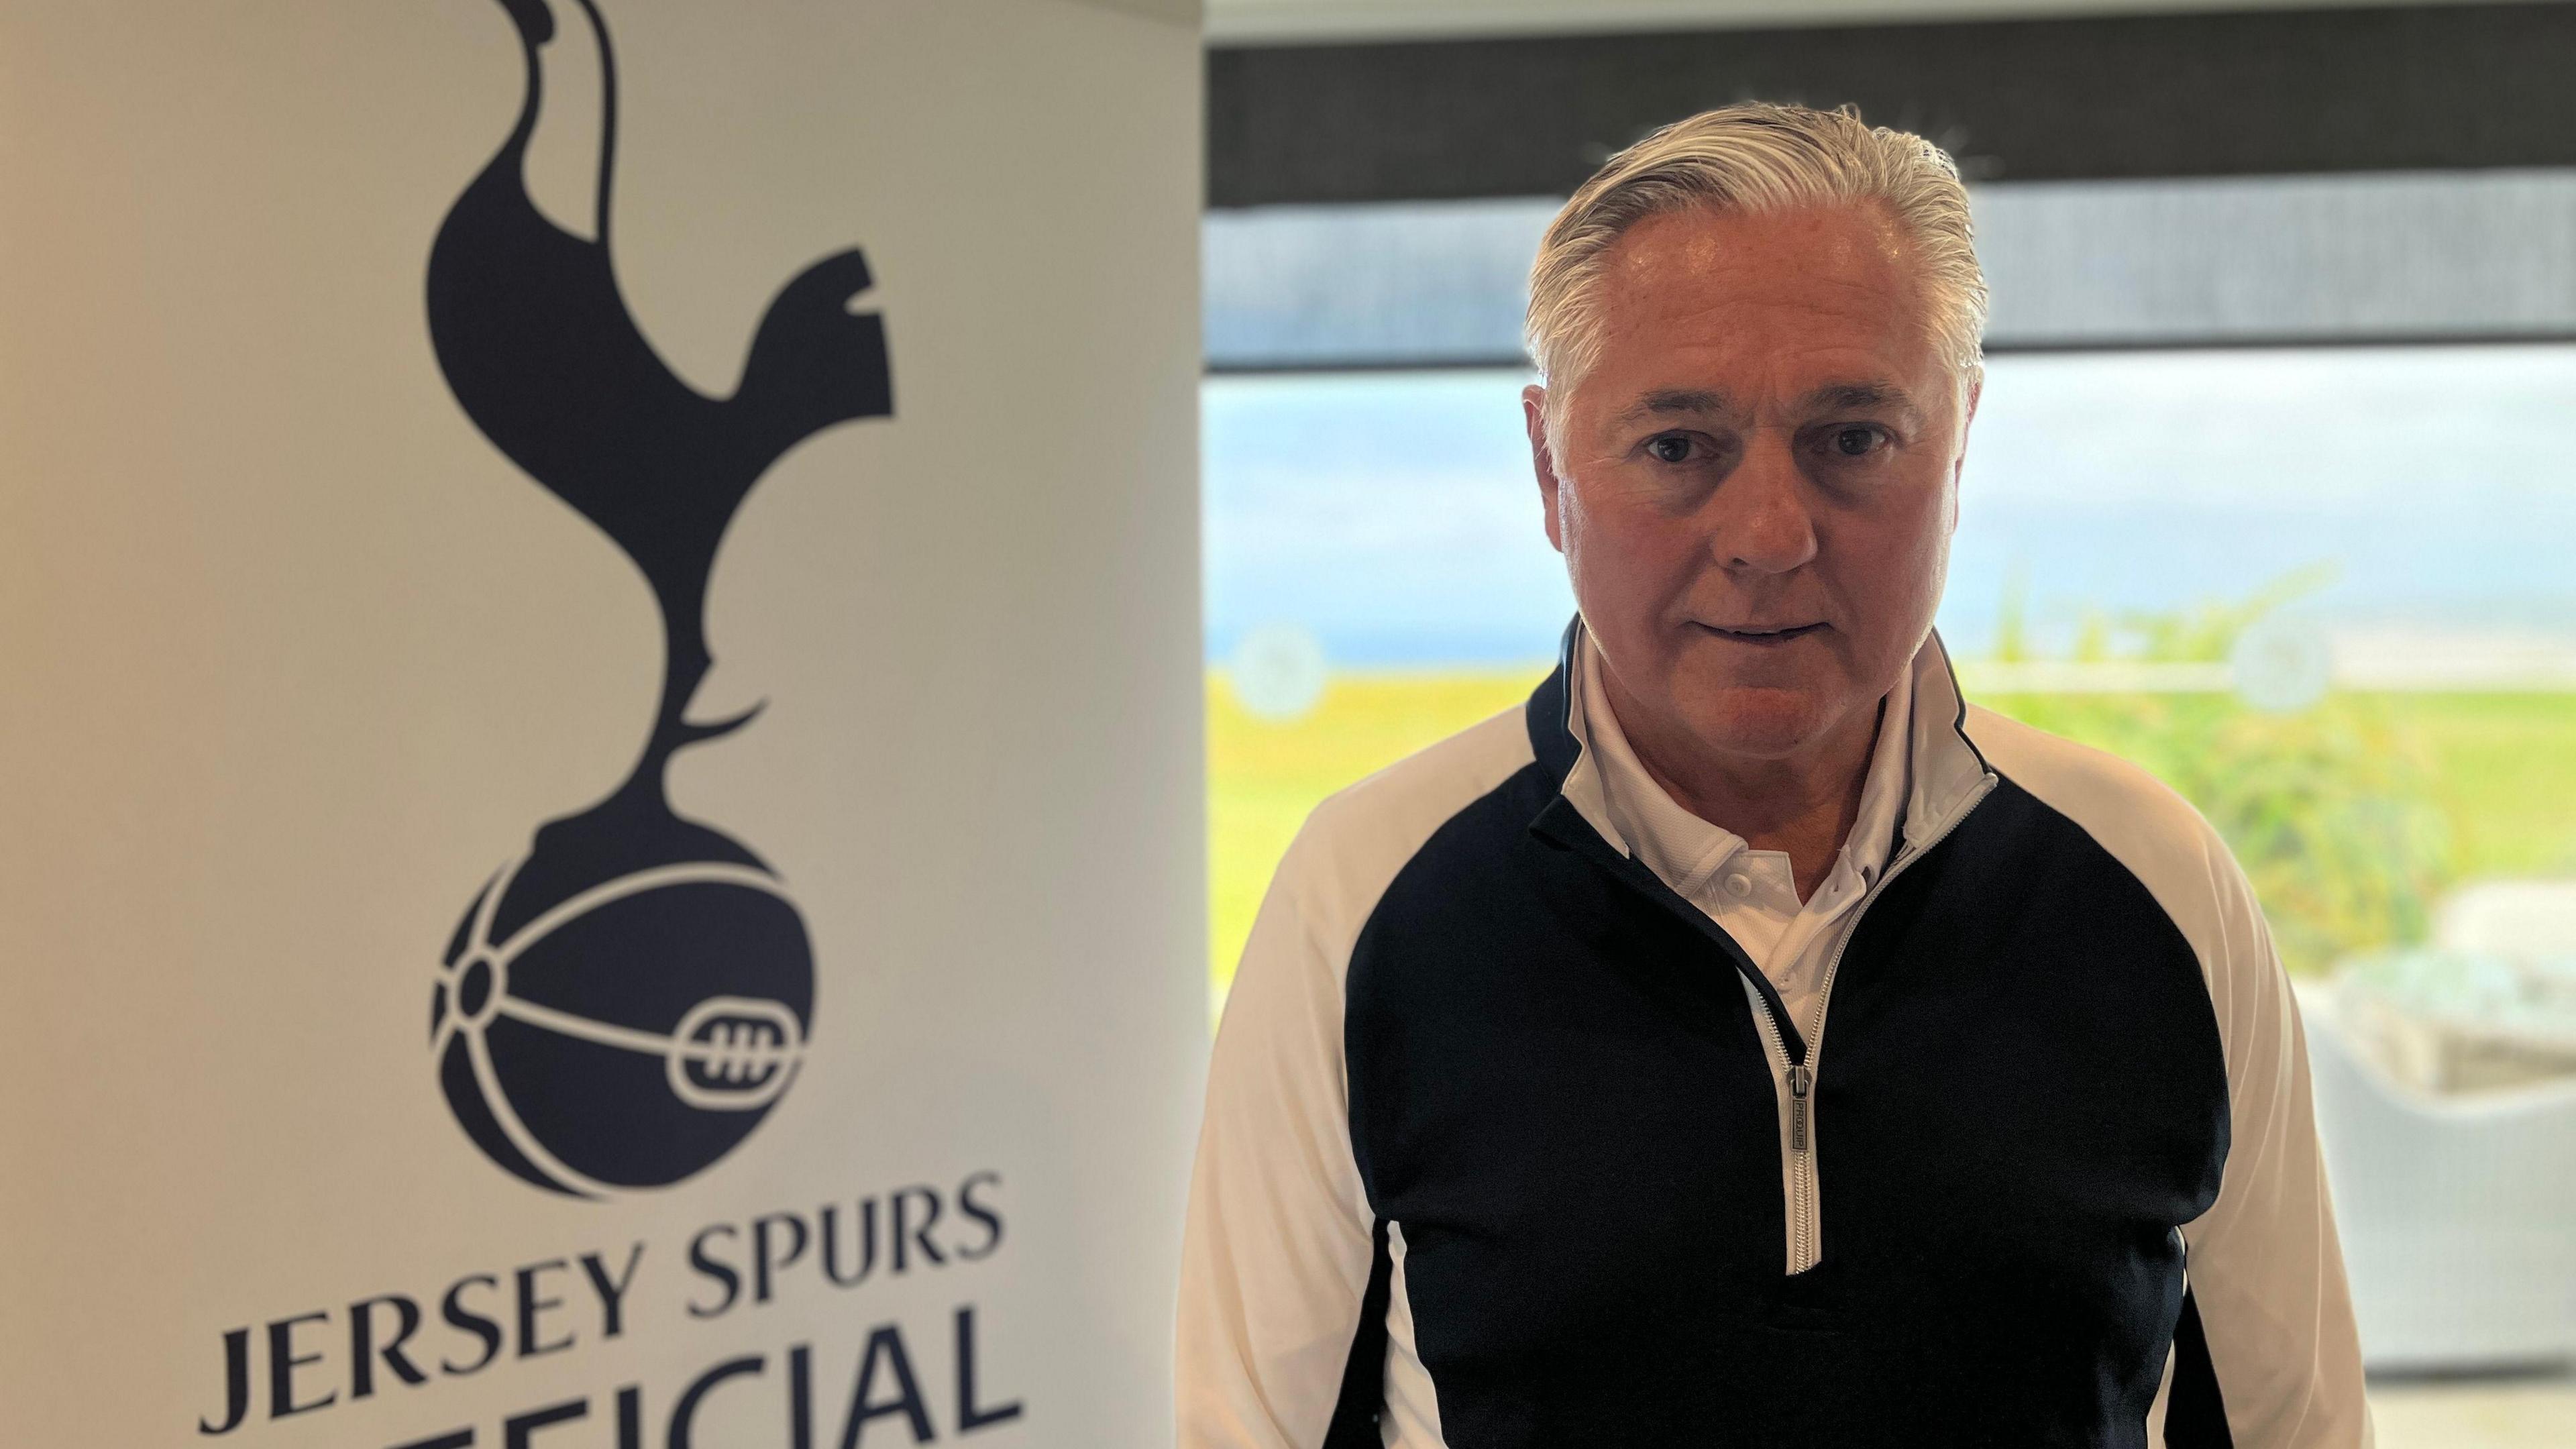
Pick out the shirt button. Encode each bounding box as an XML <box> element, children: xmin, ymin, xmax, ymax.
<box><xmin>1723</xmin><ymin>873</ymin><xmax>1753</xmax><ymax>898</ymax></box>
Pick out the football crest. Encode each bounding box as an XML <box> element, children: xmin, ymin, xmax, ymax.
<box><xmin>422</xmin><ymin>0</ymin><xmax>892</xmax><ymax>1195</ymax></box>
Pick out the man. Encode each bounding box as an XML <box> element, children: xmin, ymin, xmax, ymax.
<box><xmin>1179</xmin><ymin>103</ymin><xmax>2369</xmax><ymax>1448</ymax></box>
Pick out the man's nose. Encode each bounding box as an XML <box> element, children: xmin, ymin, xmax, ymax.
<box><xmin>1708</xmin><ymin>433</ymin><xmax>1819</xmax><ymax>575</ymax></box>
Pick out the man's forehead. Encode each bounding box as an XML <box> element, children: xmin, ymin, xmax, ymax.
<box><xmin>1608</xmin><ymin>200</ymin><xmax>1913</xmax><ymax>285</ymax></box>
<box><xmin>1596</xmin><ymin>203</ymin><xmax>1928</xmax><ymax>337</ymax></box>
<box><xmin>1574</xmin><ymin>204</ymin><xmax>1947</xmax><ymax>414</ymax></box>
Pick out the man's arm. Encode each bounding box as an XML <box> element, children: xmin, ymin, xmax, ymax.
<box><xmin>1960</xmin><ymin>707</ymin><xmax>2371</xmax><ymax>1447</ymax></box>
<box><xmin>1178</xmin><ymin>823</ymin><xmax>1378</xmax><ymax>1448</ymax></box>
<box><xmin>2169</xmin><ymin>857</ymin><xmax>2372</xmax><ymax>1448</ymax></box>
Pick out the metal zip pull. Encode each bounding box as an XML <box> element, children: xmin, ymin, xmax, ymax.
<box><xmin>1788</xmin><ymin>1063</ymin><xmax>1812</xmax><ymax>1151</ymax></box>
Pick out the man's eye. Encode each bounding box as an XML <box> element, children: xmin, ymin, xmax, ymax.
<box><xmin>1646</xmin><ymin>434</ymin><xmax>1697</xmax><ymax>464</ymax></box>
<box><xmin>1827</xmin><ymin>425</ymin><xmax>1886</xmax><ymax>458</ymax></box>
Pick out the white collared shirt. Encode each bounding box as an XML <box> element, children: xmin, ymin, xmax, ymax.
<box><xmin>1574</xmin><ymin>632</ymin><xmax>1915</xmax><ymax>1034</ymax></box>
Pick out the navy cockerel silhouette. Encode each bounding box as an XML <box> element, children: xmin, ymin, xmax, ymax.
<box><xmin>425</xmin><ymin>0</ymin><xmax>890</xmax><ymax>1196</ymax></box>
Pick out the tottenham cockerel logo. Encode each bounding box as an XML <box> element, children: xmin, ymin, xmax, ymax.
<box><xmin>423</xmin><ymin>0</ymin><xmax>890</xmax><ymax>1196</ymax></box>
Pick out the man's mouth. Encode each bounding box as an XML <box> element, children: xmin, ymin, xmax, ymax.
<box><xmin>1700</xmin><ymin>622</ymin><xmax>1827</xmax><ymax>645</ymax></box>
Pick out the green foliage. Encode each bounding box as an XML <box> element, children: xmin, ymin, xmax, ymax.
<box><xmin>1978</xmin><ymin>573</ymin><xmax>2453</xmax><ymax>976</ymax></box>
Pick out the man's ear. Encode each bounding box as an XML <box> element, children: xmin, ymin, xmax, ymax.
<box><xmin>1524</xmin><ymin>384</ymin><xmax>1566</xmax><ymax>554</ymax></box>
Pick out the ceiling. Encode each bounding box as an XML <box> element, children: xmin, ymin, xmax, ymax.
<box><xmin>1205</xmin><ymin>0</ymin><xmax>2562</xmax><ymax>45</ymax></box>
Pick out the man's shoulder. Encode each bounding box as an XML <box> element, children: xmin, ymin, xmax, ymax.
<box><xmin>1960</xmin><ymin>704</ymin><xmax>2263</xmax><ymax>981</ymax></box>
<box><xmin>1961</xmin><ymin>704</ymin><xmax>2223</xmax><ymax>866</ymax></box>
<box><xmin>1273</xmin><ymin>704</ymin><xmax>1539</xmax><ymax>939</ymax></box>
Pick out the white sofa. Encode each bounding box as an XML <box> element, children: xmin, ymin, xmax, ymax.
<box><xmin>2302</xmin><ymin>971</ymin><xmax>2576</xmax><ymax>1371</ymax></box>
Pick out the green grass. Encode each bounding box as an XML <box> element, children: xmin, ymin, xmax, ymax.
<box><xmin>2396</xmin><ymin>694</ymin><xmax>2576</xmax><ymax>876</ymax></box>
<box><xmin>1206</xmin><ymin>673</ymin><xmax>2576</xmax><ymax>1003</ymax></box>
<box><xmin>1207</xmin><ymin>669</ymin><xmax>1545</xmax><ymax>1000</ymax></box>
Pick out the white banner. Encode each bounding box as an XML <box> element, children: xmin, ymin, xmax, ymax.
<box><xmin>0</xmin><ymin>2</ymin><xmax>1205</xmax><ymax>1445</ymax></box>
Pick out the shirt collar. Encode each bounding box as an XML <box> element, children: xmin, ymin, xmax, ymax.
<box><xmin>1527</xmin><ymin>613</ymin><xmax>1991</xmax><ymax>866</ymax></box>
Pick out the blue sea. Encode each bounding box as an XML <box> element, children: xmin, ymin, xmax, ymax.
<box><xmin>1204</xmin><ymin>346</ymin><xmax>2576</xmax><ymax>667</ymax></box>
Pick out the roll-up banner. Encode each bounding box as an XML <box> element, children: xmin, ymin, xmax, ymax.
<box><xmin>0</xmin><ymin>1</ymin><xmax>1206</xmax><ymax>1444</ymax></box>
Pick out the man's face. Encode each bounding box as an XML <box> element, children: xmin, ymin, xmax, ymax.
<box><xmin>1526</xmin><ymin>201</ymin><xmax>1976</xmax><ymax>766</ymax></box>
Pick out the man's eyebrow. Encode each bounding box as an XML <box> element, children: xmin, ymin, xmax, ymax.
<box><xmin>1615</xmin><ymin>388</ymin><xmax>1735</xmax><ymax>425</ymax></box>
<box><xmin>1613</xmin><ymin>382</ymin><xmax>1925</xmax><ymax>427</ymax></box>
<box><xmin>1799</xmin><ymin>381</ymin><xmax>1921</xmax><ymax>417</ymax></box>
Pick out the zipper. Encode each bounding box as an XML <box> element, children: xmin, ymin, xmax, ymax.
<box><xmin>1735</xmin><ymin>965</ymin><xmax>1810</xmax><ymax>1272</ymax></box>
<box><xmin>1772</xmin><ymin>770</ymin><xmax>2000</xmax><ymax>1275</ymax></box>
<box><xmin>1787</xmin><ymin>1061</ymin><xmax>1814</xmax><ymax>1271</ymax></box>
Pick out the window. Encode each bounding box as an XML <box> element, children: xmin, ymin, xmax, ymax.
<box><xmin>1208</xmin><ymin>345</ymin><xmax>2576</xmax><ymax>1004</ymax></box>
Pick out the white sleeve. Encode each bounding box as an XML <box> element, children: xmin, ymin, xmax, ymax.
<box><xmin>1177</xmin><ymin>822</ymin><xmax>1377</xmax><ymax>1449</ymax></box>
<box><xmin>2174</xmin><ymin>857</ymin><xmax>2374</xmax><ymax>1448</ymax></box>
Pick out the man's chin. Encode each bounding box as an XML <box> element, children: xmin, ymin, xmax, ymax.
<box><xmin>1676</xmin><ymin>687</ymin><xmax>1843</xmax><ymax>761</ymax></box>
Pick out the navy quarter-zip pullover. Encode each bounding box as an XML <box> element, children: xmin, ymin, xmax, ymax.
<box><xmin>1179</xmin><ymin>618</ymin><xmax>2369</xmax><ymax>1448</ymax></box>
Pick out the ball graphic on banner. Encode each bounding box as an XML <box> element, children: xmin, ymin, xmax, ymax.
<box><xmin>431</xmin><ymin>814</ymin><xmax>816</xmax><ymax>1196</ymax></box>
<box><xmin>426</xmin><ymin>820</ymin><xmax>833</xmax><ymax>1199</ymax></box>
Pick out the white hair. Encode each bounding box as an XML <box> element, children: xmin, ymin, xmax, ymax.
<box><xmin>1525</xmin><ymin>101</ymin><xmax>1988</xmax><ymax>430</ymax></box>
